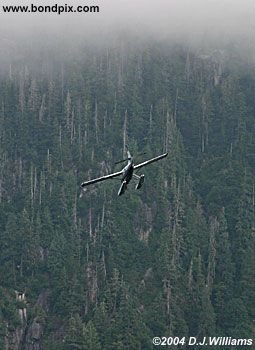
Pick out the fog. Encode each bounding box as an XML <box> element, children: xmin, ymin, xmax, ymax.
<box><xmin>0</xmin><ymin>0</ymin><xmax>255</xmax><ymax>54</ymax></box>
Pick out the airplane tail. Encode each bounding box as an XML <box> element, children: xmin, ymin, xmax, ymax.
<box><xmin>114</xmin><ymin>146</ymin><xmax>145</xmax><ymax>166</ymax></box>
<box><xmin>115</xmin><ymin>147</ymin><xmax>133</xmax><ymax>165</ymax></box>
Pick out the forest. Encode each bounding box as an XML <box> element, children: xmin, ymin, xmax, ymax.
<box><xmin>0</xmin><ymin>34</ymin><xmax>254</xmax><ymax>349</ymax></box>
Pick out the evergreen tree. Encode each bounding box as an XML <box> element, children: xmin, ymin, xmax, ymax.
<box><xmin>82</xmin><ymin>321</ymin><xmax>101</xmax><ymax>350</ymax></box>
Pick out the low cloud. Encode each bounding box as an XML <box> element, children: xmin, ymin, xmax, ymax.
<box><xmin>0</xmin><ymin>0</ymin><xmax>254</xmax><ymax>50</ymax></box>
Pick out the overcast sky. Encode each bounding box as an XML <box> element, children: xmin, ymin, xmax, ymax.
<box><xmin>0</xmin><ymin>0</ymin><xmax>255</xmax><ymax>47</ymax></box>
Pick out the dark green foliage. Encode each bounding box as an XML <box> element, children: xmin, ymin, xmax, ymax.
<box><xmin>0</xmin><ymin>39</ymin><xmax>254</xmax><ymax>348</ymax></box>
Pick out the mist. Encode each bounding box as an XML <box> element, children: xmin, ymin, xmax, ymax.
<box><xmin>1</xmin><ymin>0</ymin><xmax>255</xmax><ymax>40</ymax></box>
<box><xmin>0</xmin><ymin>0</ymin><xmax>255</xmax><ymax>67</ymax></box>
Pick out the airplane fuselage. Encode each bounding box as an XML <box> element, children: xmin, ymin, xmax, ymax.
<box><xmin>122</xmin><ymin>161</ymin><xmax>134</xmax><ymax>184</ymax></box>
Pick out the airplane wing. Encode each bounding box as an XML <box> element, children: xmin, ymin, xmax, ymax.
<box><xmin>81</xmin><ymin>170</ymin><xmax>123</xmax><ymax>188</ymax></box>
<box><xmin>134</xmin><ymin>152</ymin><xmax>168</xmax><ymax>170</ymax></box>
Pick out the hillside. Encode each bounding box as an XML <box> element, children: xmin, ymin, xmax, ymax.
<box><xmin>0</xmin><ymin>38</ymin><xmax>254</xmax><ymax>349</ymax></box>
